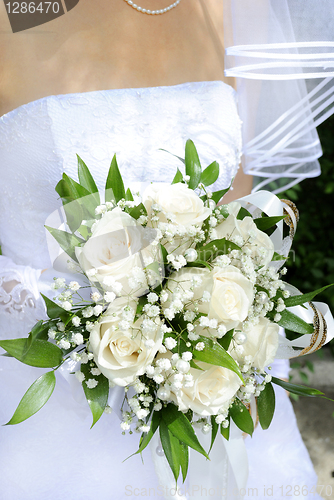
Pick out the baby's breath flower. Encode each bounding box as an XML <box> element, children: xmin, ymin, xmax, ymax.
<box><xmin>69</xmin><ymin>281</ymin><xmax>80</xmax><ymax>291</ymax></box>
<box><xmin>72</xmin><ymin>333</ymin><xmax>84</xmax><ymax>346</ymax></box>
<box><xmin>147</xmin><ymin>292</ymin><xmax>159</xmax><ymax>303</ymax></box>
<box><xmin>86</xmin><ymin>379</ymin><xmax>98</xmax><ymax>389</ymax></box>
<box><xmin>85</xmin><ymin>321</ymin><xmax>95</xmax><ymax>332</ymax></box>
<box><xmin>72</xmin><ymin>316</ymin><xmax>81</xmax><ymax>327</ymax></box>
<box><xmin>53</xmin><ymin>277</ymin><xmax>66</xmax><ymax>289</ymax></box>
<box><xmin>104</xmin><ymin>291</ymin><xmax>116</xmax><ymax>302</ymax></box>
<box><xmin>93</xmin><ymin>305</ymin><xmax>103</xmax><ymax>316</ymax></box>
<box><xmin>75</xmin><ymin>371</ymin><xmax>85</xmax><ymax>383</ymax></box>
<box><xmin>48</xmin><ymin>328</ymin><xmax>57</xmax><ymax>340</ymax></box>
<box><xmin>62</xmin><ymin>301</ymin><xmax>72</xmax><ymax>311</ymax></box>
<box><xmin>182</xmin><ymin>352</ymin><xmax>192</xmax><ymax>362</ymax></box>
<box><xmin>164</xmin><ymin>337</ymin><xmax>177</xmax><ymax>350</ymax></box>
<box><xmin>195</xmin><ymin>342</ymin><xmax>205</xmax><ymax>351</ymax></box>
<box><xmin>120</xmin><ymin>422</ymin><xmax>130</xmax><ymax>431</ymax></box>
<box><xmin>91</xmin><ymin>367</ymin><xmax>101</xmax><ymax>376</ymax></box>
<box><xmin>59</xmin><ymin>339</ymin><xmax>71</xmax><ymax>350</ymax></box>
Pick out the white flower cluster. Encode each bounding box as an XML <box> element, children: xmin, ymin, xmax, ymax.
<box><xmin>47</xmin><ymin>181</ymin><xmax>290</xmax><ymax>437</ymax></box>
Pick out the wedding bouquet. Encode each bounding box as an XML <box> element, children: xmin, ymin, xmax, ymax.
<box><xmin>0</xmin><ymin>140</ymin><xmax>332</xmax><ymax>483</ymax></box>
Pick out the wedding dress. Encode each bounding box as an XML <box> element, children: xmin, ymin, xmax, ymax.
<box><xmin>0</xmin><ymin>81</ymin><xmax>321</xmax><ymax>500</ymax></box>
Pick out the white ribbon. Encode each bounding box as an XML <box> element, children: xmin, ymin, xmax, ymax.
<box><xmin>150</xmin><ymin>421</ymin><xmax>248</xmax><ymax>500</ymax></box>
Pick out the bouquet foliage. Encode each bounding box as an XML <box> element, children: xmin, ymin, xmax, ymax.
<box><xmin>0</xmin><ymin>140</ymin><xmax>331</xmax><ymax>482</ymax></box>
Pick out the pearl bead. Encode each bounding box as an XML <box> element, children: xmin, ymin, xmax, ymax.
<box><xmin>157</xmin><ymin>387</ymin><xmax>170</xmax><ymax>400</ymax></box>
<box><xmin>257</xmin><ymin>291</ymin><xmax>269</xmax><ymax>305</ymax></box>
<box><xmin>184</xmin><ymin>248</ymin><xmax>198</xmax><ymax>262</ymax></box>
<box><xmin>156</xmin><ymin>445</ymin><xmax>165</xmax><ymax>456</ymax></box>
<box><xmin>208</xmin><ymin>199</ymin><xmax>216</xmax><ymax>210</ymax></box>
<box><xmin>176</xmin><ymin>359</ymin><xmax>190</xmax><ymax>373</ymax></box>
<box><xmin>234</xmin><ymin>332</ymin><xmax>247</xmax><ymax>345</ymax></box>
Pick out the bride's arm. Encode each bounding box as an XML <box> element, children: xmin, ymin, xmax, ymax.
<box><xmin>220</xmin><ymin>165</ymin><xmax>253</xmax><ymax>203</ymax></box>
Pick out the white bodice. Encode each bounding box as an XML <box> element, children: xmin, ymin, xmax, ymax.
<box><xmin>0</xmin><ymin>81</ymin><xmax>241</xmax><ymax>270</ymax></box>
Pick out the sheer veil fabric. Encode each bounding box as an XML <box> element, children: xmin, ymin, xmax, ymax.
<box><xmin>224</xmin><ymin>0</ymin><xmax>334</xmax><ymax>192</ymax></box>
<box><xmin>0</xmin><ymin>2</ymin><xmax>334</xmax><ymax>499</ymax></box>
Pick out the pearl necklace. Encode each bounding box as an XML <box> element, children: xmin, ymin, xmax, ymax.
<box><xmin>123</xmin><ymin>0</ymin><xmax>181</xmax><ymax>15</ymax></box>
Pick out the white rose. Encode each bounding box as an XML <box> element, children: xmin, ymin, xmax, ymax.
<box><xmin>209</xmin><ymin>266</ymin><xmax>254</xmax><ymax>329</ymax></box>
<box><xmin>232</xmin><ymin>318</ymin><xmax>279</xmax><ymax>371</ymax></box>
<box><xmin>169</xmin><ymin>362</ymin><xmax>242</xmax><ymax>416</ymax></box>
<box><xmin>75</xmin><ymin>207</ymin><xmax>160</xmax><ymax>296</ymax></box>
<box><xmin>215</xmin><ymin>214</ymin><xmax>274</xmax><ymax>266</ymax></box>
<box><xmin>90</xmin><ymin>298</ymin><xmax>163</xmax><ymax>386</ymax></box>
<box><xmin>164</xmin><ymin>265</ymin><xmax>254</xmax><ymax>330</ymax></box>
<box><xmin>143</xmin><ymin>183</ymin><xmax>211</xmax><ymax>227</ymax></box>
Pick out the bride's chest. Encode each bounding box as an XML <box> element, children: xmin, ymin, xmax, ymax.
<box><xmin>0</xmin><ymin>82</ymin><xmax>241</xmax><ymax>268</ymax></box>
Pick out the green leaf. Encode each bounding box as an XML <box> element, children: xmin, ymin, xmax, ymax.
<box><xmin>193</xmin><ymin>336</ymin><xmax>244</xmax><ymax>382</ymax></box>
<box><xmin>172</xmin><ymin>168</ymin><xmax>184</xmax><ymax>184</ymax></box>
<box><xmin>186</xmin><ymin>260</ymin><xmax>212</xmax><ymax>270</ymax></box>
<box><xmin>229</xmin><ymin>399</ymin><xmax>254</xmax><ymax>436</ymax></box>
<box><xmin>159</xmin><ymin>420</ymin><xmax>182</xmax><ymax>482</ymax></box>
<box><xmin>196</xmin><ymin>238</ymin><xmax>241</xmax><ymax>262</ymax></box>
<box><xmin>185</xmin><ymin>139</ymin><xmax>202</xmax><ymax>190</ymax></box>
<box><xmin>190</xmin><ymin>359</ymin><xmax>204</xmax><ymax>370</ymax></box>
<box><xmin>284</xmin><ymin>284</ymin><xmax>334</xmax><ymax>307</ymax></box>
<box><xmin>272</xmin><ymin>252</ymin><xmax>287</xmax><ymax>262</ymax></box>
<box><xmin>24</xmin><ymin>321</ymin><xmax>50</xmax><ymax>352</ymax></box>
<box><xmin>162</xmin><ymin>404</ymin><xmax>209</xmax><ymax>459</ymax></box>
<box><xmin>159</xmin><ymin>148</ymin><xmax>185</xmax><ymax>164</ymax></box>
<box><xmin>257</xmin><ymin>382</ymin><xmax>275</xmax><ymax>430</ymax></box>
<box><xmin>41</xmin><ymin>294</ymin><xmax>69</xmax><ymax>320</ymax></box>
<box><xmin>5</xmin><ymin>371</ymin><xmax>56</xmax><ymax>425</ymax></box>
<box><xmin>209</xmin><ymin>415</ymin><xmax>219</xmax><ymax>453</ymax></box>
<box><xmin>0</xmin><ymin>338</ymin><xmax>63</xmax><ymax>368</ymax></box>
<box><xmin>57</xmin><ymin>173</ymin><xmax>91</xmax><ymax>201</ymax></box>
<box><xmin>218</xmin><ymin>329</ymin><xmax>234</xmax><ymax>351</ymax></box>
<box><xmin>237</xmin><ymin>207</ymin><xmax>252</xmax><ymax>220</ymax></box>
<box><xmin>129</xmin><ymin>203</ymin><xmax>147</xmax><ymax>220</ymax></box>
<box><xmin>29</xmin><ymin>321</ymin><xmax>49</xmax><ymax>342</ymax></box>
<box><xmin>45</xmin><ymin>226</ymin><xmax>85</xmax><ymax>262</ymax></box>
<box><xmin>278</xmin><ymin>309</ymin><xmax>314</xmax><ymax>334</ymax></box>
<box><xmin>220</xmin><ymin>418</ymin><xmax>230</xmax><ymax>440</ymax></box>
<box><xmin>211</xmin><ymin>188</ymin><xmax>231</xmax><ymax>204</ymax></box>
<box><xmin>77</xmin><ymin>224</ymin><xmax>90</xmax><ymax>240</ymax></box>
<box><xmin>254</xmin><ymin>215</ymin><xmax>286</xmax><ymax>231</ymax></box>
<box><xmin>200</xmin><ymin>161</ymin><xmax>219</xmax><ymax>187</ymax></box>
<box><xmin>134</xmin><ymin>295</ymin><xmax>148</xmax><ymax>321</ymax></box>
<box><xmin>81</xmin><ymin>365</ymin><xmax>109</xmax><ymax>427</ymax></box>
<box><xmin>272</xmin><ymin>377</ymin><xmax>325</xmax><ymax>397</ymax></box>
<box><xmin>77</xmin><ymin>155</ymin><xmax>99</xmax><ymax>196</ymax></box>
<box><xmin>125</xmin><ymin>187</ymin><xmax>134</xmax><ymax>201</ymax></box>
<box><xmin>180</xmin><ymin>442</ymin><xmax>189</xmax><ymax>483</ymax></box>
<box><xmin>105</xmin><ymin>154</ymin><xmax>125</xmax><ymax>203</ymax></box>
<box><xmin>63</xmin><ymin>200</ymin><xmax>84</xmax><ymax>233</ymax></box>
<box><xmin>136</xmin><ymin>411</ymin><xmax>161</xmax><ymax>455</ymax></box>
<box><xmin>55</xmin><ymin>178</ymin><xmax>73</xmax><ymax>201</ymax></box>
